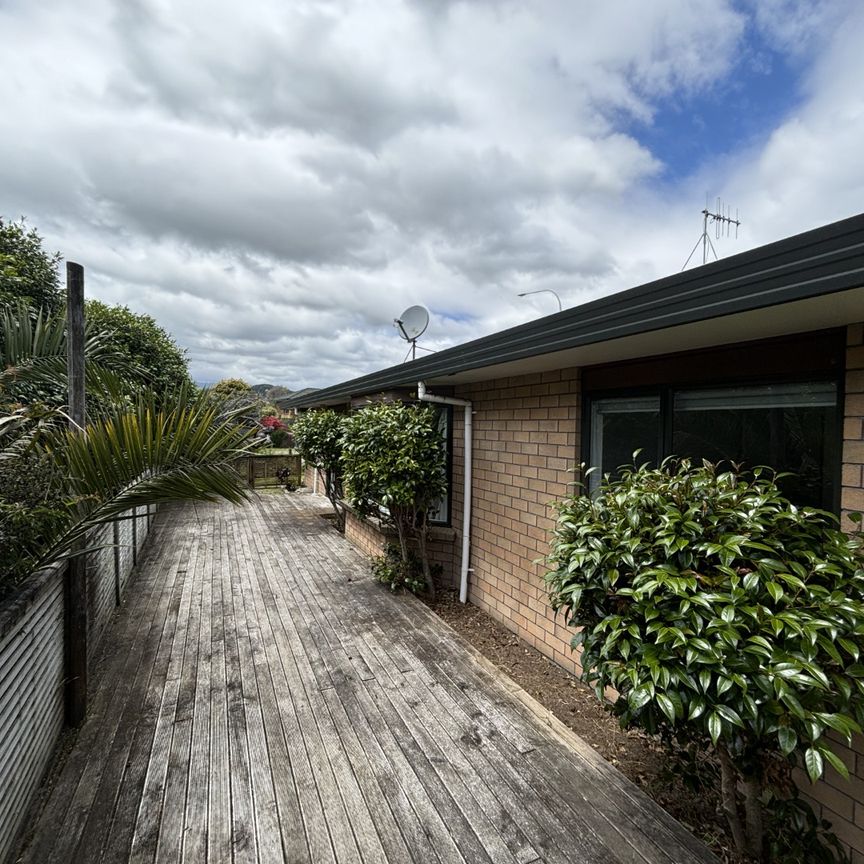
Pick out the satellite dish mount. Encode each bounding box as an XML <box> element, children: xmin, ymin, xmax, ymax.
<box><xmin>394</xmin><ymin>305</ymin><xmax>431</xmax><ymax>362</ymax></box>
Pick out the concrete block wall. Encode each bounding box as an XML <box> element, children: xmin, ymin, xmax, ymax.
<box><xmin>450</xmin><ymin>367</ymin><xmax>583</xmax><ymax>675</ymax></box>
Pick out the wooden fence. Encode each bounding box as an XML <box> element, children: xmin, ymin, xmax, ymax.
<box><xmin>0</xmin><ymin>505</ymin><xmax>154</xmax><ymax>864</ymax></box>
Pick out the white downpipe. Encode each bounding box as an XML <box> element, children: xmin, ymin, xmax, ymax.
<box><xmin>417</xmin><ymin>381</ymin><xmax>472</xmax><ymax>604</ymax></box>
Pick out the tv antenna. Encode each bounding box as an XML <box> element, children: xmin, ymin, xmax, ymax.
<box><xmin>393</xmin><ymin>305</ymin><xmax>433</xmax><ymax>362</ymax></box>
<box><xmin>682</xmin><ymin>197</ymin><xmax>741</xmax><ymax>270</ymax></box>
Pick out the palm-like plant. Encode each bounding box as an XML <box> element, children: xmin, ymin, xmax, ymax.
<box><xmin>1</xmin><ymin>304</ymin><xmax>252</xmax><ymax>594</ymax></box>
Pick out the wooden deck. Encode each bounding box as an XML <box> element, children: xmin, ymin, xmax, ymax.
<box><xmin>18</xmin><ymin>492</ymin><xmax>716</xmax><ymax>864</ymax></box>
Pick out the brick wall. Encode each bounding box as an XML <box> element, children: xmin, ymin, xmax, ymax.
<box><xmin>344</xmin><ymin>509</ymin><xmax>459</xmax><ymax>588</ymax></box>
<box><xmin>302</xmin><ymin>462</ymin><xmax>317</xmax><ymax>489</ymax></box>
<box><xmin>842</xmin><ymin>322</ymin><xmax>864</xmax><ymax>531</ymax></box>
<box><xmin>802</xmin><ymin>322</ymin><xmax>864</xmax><ymax>862</ymax></box>
<box><xmin>450</xmin><ymin>367</ymin><xmax>582</xmax><ymax>675</ymax></box>
<box><xmin>344</xmin><ymin>508</ymin><xmax>388</xmax><ymax>558</ymax></box>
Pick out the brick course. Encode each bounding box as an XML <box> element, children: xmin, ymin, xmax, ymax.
<box><xmin>843</xmin><ymin>323</ymin><xmax>864</xmax><ymax>531</ymax></box>
<box><xmin>449</xmin><ymin>367</ymin><xmax>582</xmax><ymax>675</ymax></box>
<box><xmin>344</xmin><ymin>509</ymin><xmax>459</xmax><ymax>589</ymax></box>
<box><xmin>804</xmin><ymin>322</ymin><xmax>864</xmax><ymax>862</ymax></box>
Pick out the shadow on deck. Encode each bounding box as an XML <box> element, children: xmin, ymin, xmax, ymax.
<box><xmin>18</xmin><ymin>492</ymin><xmax>716</xmax><ymax>864</ymax></box>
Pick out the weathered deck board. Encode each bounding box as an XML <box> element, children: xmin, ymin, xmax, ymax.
<box><xmin>18</xmin><ymin>492</ymin><xmax>717</xmax><ymax>864</ymax></box>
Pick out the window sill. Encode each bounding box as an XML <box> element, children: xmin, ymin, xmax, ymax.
<box><xmin>341</xmin><ymin>500</ymin><xmax>455</xmax><ymax>541</ymax></box>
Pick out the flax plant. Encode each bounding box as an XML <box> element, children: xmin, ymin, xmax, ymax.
<box><xmin>1</xmin><ymin>304</ymin><xmax>252</xmax><ymax>593</ymax></box>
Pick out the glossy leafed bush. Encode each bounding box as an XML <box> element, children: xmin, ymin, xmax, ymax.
<box><xmin>545</xmin><ymin>458</ymin><xmax>864</xmax><ymax>859</ymax></box>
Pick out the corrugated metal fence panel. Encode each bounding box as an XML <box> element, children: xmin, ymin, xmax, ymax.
<box><xmin>136</xmin><ymin>507</ymin><xmax>148</xmax><ymax>556</ymax></box>
<box><xmin>0</xmin><ymin>569</ymin><xmax>64</xmax><ymax>864</ymax></box>
<box><xmin>87</xmin><ymin>523</ymin><xmax>116</xmax><ymax>658</ymax></box>
<box><xmin>117</xmin><ymin>511</ymin><xmax>134</xmax><ymax>594</ymax></box>
<box><xmin>0</xmin><ymin>503</ymin><xmax>154</xmax><ymax>863</ymax></box>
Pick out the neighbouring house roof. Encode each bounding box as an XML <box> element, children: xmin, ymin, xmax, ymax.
<box><xmin>283</xmin><ymin>212</ymin><xmax>864</xmax><ymax>409</ymax></box>
<box><xmin>280</xmin><ymin>386</ymin><xmax>319</xmax><ymax>402</ymax></box>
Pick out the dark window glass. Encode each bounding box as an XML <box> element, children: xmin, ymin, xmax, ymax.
<box><xmin>589</xmin><ymin>396</ymin><xmax>661</xmax><ymax>492</ymax></box>
<box><xmin>428</xmin><ymin>405</ymin><xmax>451</xmax><ymax>525</ymax></box>
<box><xmin>672</xmin><ymin>382</ymin><xmax>837</xmax><ymax>508</ymax></box>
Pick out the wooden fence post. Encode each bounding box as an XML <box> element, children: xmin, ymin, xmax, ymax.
<box><xmin>64</xmin><ymin>262</ymin><xmax>88</xmax><ymax>726</ymax></box>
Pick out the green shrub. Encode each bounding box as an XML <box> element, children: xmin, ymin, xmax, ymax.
<box><xmin>545</xmin><ymin>458</ymin><xmax>864</xmax><ymax>860</ymax></box>
<box><xmin>292</xmin><ymin>408</ymin><xmax>346</xmax><ymax>530</ymax></box>
<box><xmin>341</xmin><ymin>402</ymin><xmax>446</xmax><ymax>597</ymax></box>
<box><xmin>0</xmin><ymin>451</ymin><xmax>70</xmax><ymax>595</ymax></box>
<box><xmin>371</xmin><ymin>543</ymin><xmax>429</xmax><ymax>594</ymax></box>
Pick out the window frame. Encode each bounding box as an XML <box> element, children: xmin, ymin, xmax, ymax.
<box><xmin>582</xmin><ymin>371</ymin><xmax>845</xmax><ymax>513</ymax></box>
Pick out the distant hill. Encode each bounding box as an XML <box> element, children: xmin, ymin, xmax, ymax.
<box><xmin>255</xmin><ymin>384</ymin><xmax>292</xmax><ymax>399</ymax></box>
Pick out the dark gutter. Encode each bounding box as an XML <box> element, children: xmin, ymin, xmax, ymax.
<box><xmin>284</xmin><ymin>212</ymin><xmax>864</xmax><ymax>409</ymax></box>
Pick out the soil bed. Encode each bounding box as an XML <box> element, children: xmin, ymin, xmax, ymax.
<box><xmin>425</xmin><ymin>589</ymin><xmax>745</xmax><ymax>863</ymax></box>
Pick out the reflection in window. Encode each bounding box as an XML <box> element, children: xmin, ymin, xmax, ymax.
<box><xmin>587</xmin><ymin>381</ymin><xmax>838</xmax><ymax>508</ymax></box>
<box><xmin>427</xmin><ymin>405</ymin><xmax>451</xmax><ymax>524</ymax></box>
<box><xmin>672</xmin><ymin>382</ymin><xmax>837</xmax><ymax>508</ymax></box>
<box><xmin>589</xmin><ymin>396</ymin><xmax>660</xmax><ymax>492</ymax></box>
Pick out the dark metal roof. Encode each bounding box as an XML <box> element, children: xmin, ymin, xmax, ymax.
<box><xmin>284</xmin><ymin>212</ymin><xmax>864</xmax><ymax>408</ymax></box>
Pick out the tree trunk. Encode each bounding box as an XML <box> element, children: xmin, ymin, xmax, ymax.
<box><xmin>416</xmin><ymin>518</ymin><xmax>435</xmax><ymax>599</ymax></box>
<box><xmin>393</xmin><ymin>513</ymin><xmax>410</xmax><ymax>566</ymax></box>
<box><xmin>742</xmin><ymin>774</ymin><xmax>764</xmax><ymax>861</ymax></box>
<box><xmin>718</xmin><ymin>746</ymin><xmax>747</xmax><ymax>856</ymax></box>
<box><xmin>323</xmin><ymin>469</ymin><xmax>345</xmax><ymax>532</ymax></box>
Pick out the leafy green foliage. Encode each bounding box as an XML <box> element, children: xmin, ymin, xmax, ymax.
<box><xmin>1</xmin><ymin>385</ymin><xmax>252</xmax><ymax>588</ymax></box>
<box><xmin>209</xmin><ymin>378</ymin><xmax>266</xmax><ymax>430</ymax></box>
<box><xmin>292</xmin><ymin>408</ymin><xmax>347</xmax><ymax>530</ymax></box>
<box><xmin>545</xmin><ymin>458</ymin><xmax>864</xmax><ymax>857</ymax></box>
<box><xmin>0</xmin><ymin>451</ymin><xmax>69</xmax><ymax>596</ymax></box>
<box><xmin>341</xmin><ymin>402</ymin><xmax>446</xmax><ymax>518</ymax></box>
<box><xmin>84</xmin><ymin>300</ymin><xmax>192</xmax><ymax>399</ymax></box>
<box><xmin>341</xmin><ymin>402</ymin><xmax>446</xmax><ymax>596</ymax></box>
<box><xmin>371</xmin><ymin>543</ymin><xmax>430</xmax><ymax>594</ymax></box>
<box><xmin>0</xmin><ymin>218</ymin><xmax>62</xmax><ymax>314</ymax></box>
<box><xmin>293</xmin><ymin>409</ymin><xmax>344</xmax><ymax>471</ymax></box>
<box><xmin>1</xmin><ymin>299</ymin><xmax>253</xmax><ymax>596</ymax></box>
<box><xmin>212</xmin><ymin>378</ymin><xmax>252</xmax><ymax>399</ymax></box>
<box><xmin>0</xmin><ymin>303</ymin><xmax>120</xmax><ymax>409</ymax></box>
<box><xmin>762</xmin><ymin>789</ymin><xmax>850</xmax><ymax>863</ymax></box>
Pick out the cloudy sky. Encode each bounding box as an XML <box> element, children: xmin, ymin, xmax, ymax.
<box><xmin>2</xmin><ymin>0</ymin><xmax>863</xmax><ymax>388</ymax></box>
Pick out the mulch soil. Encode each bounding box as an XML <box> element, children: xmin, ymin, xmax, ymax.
<box><xmin>424</xmin><ymin>589</ymin><xmax>748</xmax><ymax>864</ymax></box>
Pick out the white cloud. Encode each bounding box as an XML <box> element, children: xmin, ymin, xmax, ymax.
<box><xmin>0</xmin><ymin>0</ymin><xmax>861</xmax><ymax>388</ymax></box>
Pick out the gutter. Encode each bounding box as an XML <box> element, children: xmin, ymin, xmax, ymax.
<box><xmin>417</xmin><ymin>382</ymin><xmax>472</xmax><ymax>604</ymax></box>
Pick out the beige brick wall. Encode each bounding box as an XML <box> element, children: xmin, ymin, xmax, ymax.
<box><xmin>302</xmin><ymin>461</ymin><xmax>318</xmax><ymax>489</ymax></box>
<box><xmin>344</xmin><ymin>509</ymin><xmax>460</xmax><ymax>588</ymax></box>
<box><xmin>843</xmin><ymin>322</ymin><xmax>864</xmax><ymax>531</ymax></box>
<box><xmin>802</xmin><ymin>322</ymin><xmax>864</xmax><ymax>862</ymax></box>
<box><xmin>450</xmin><ymin>368</ymin><xmax>583</xmax><ymax>675</ymax></box>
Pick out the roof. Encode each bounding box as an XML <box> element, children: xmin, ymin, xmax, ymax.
<box><xmin>283</xmin><ymin>212</ymin><xmax>864</xmax><ymax>409</ymax></box>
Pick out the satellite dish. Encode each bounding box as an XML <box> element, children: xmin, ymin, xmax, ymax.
<box><xmin>394</xmin><ymin>305</ymin><xmax>429</xmax><ymax>342</ymax></box>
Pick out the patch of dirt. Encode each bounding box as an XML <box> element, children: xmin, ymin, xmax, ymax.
<box><xmin>425</xmin><ymin>589</ymin><xmax>745</xmax><ymax>864</ymax></box>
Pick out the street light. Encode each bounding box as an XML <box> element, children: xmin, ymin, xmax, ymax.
<box><xmin>517</xmin><ymin>289</ymin><xmax>562</xmax><ymax>312</ymax></box>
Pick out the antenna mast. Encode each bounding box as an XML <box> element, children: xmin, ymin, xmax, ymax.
<box><xmin>682</xmin><ymin>197</ymin><xmax>741</xmax><ymax>271</ymax></box>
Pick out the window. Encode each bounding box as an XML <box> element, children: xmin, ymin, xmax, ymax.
<box><xmin>589</xmin><ymin>395</ymin><xmax>660</xmax><ymax>486</ymax></box>
<box><xmin>428</xmin><ymin>404</ymin><xmax>452</xmax><ymax>525</ymax></box>
<box><xmin>588</xmin><ymin>381</ymin><xmax>839</xmax><ymax>509</ymax></box>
